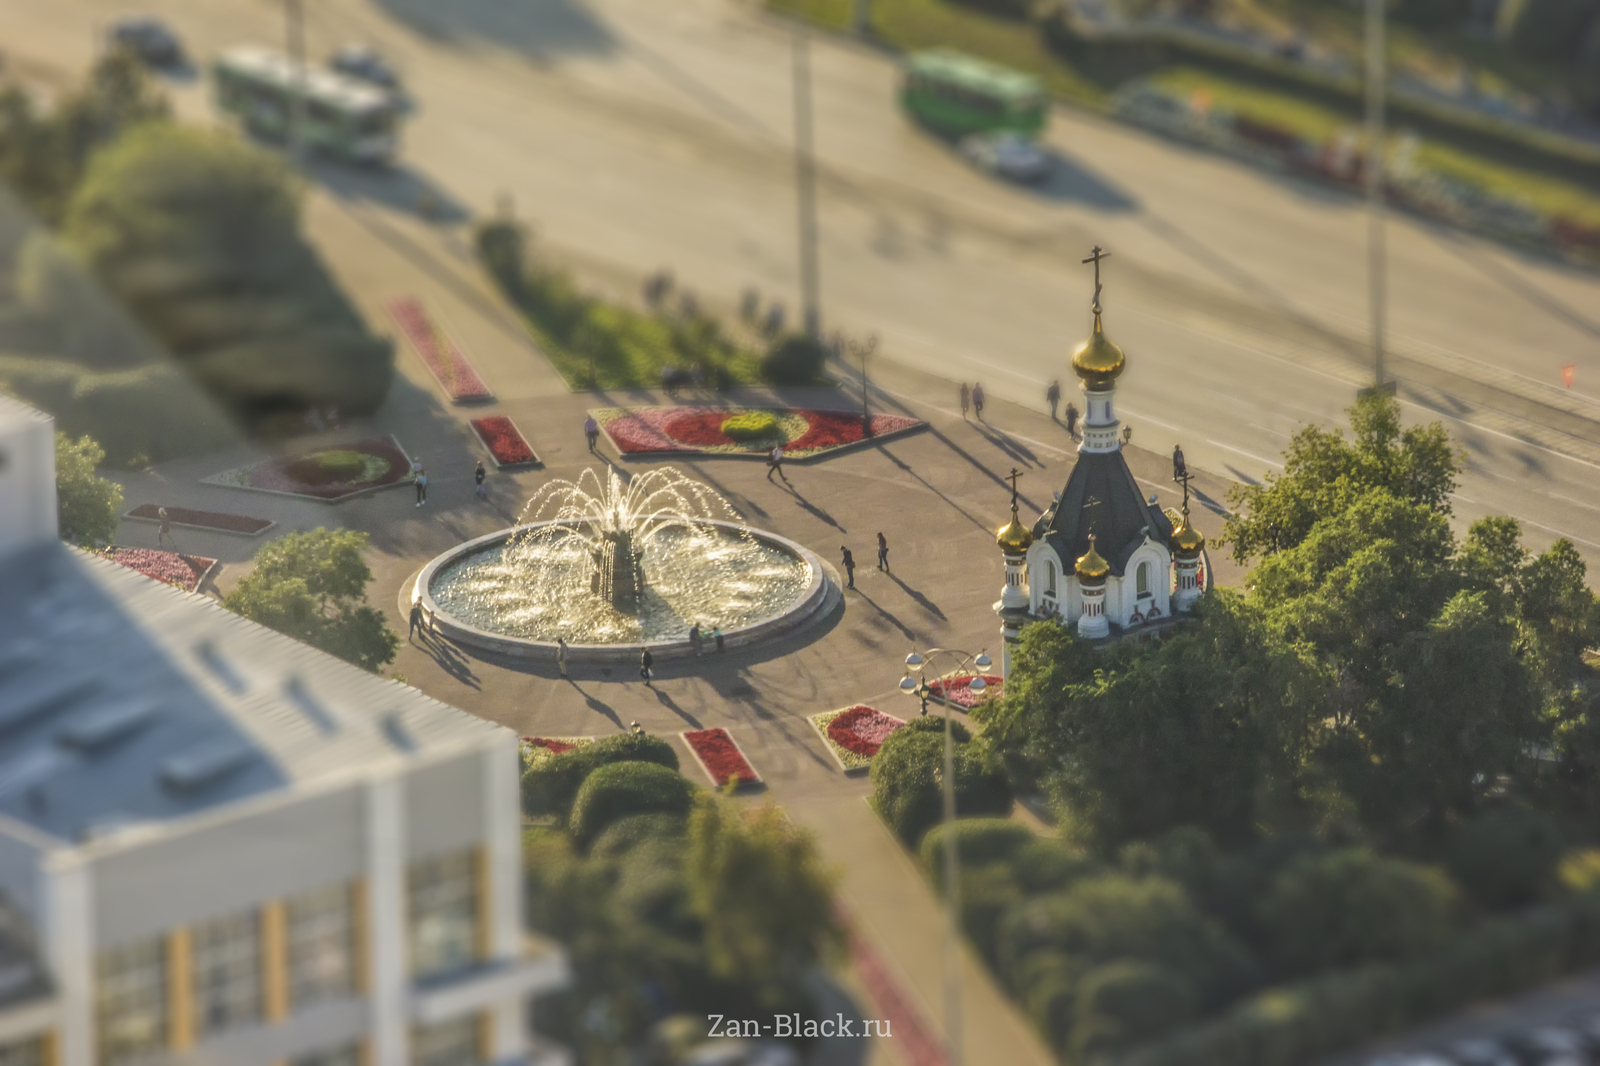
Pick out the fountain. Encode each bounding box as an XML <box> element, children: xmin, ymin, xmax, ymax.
<box><xmin>411</xmin><ymin>467</ymin><xmax>830</xmax><ymax>661</ymax></box>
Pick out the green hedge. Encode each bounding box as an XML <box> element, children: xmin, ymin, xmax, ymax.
<box><xmin>568</xmin><ymin>761</ymin><xmax>696</xmax><ymax>847</ymax></box>
<box><xmin>520</xmin><ymin>733</ymin><xmax>680</xmax><ymax>821</ymax></box>
<box><xmin>590</xmin><ymin>811</ymin><xmax>689</xmax><ymax>859</ymax></box>
<box><xmin>870</xmin><ymin>723</ymin><xmax>1012</xmax><ymax>845</ymax></box>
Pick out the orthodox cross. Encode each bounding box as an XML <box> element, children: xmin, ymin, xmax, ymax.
<box><xmin>1006</xmin><ymin>467</ymin><xmax>1024</xmax><ymax>515</ymax></box>
<box><xmin>1174</xmin><ymin>469</ymin><xmax>1194</xmax><ymax>514</ymax></box>
<box><xmin>1082</xmin><ymin>245</ymin><xmax>1111</xmax><ymax>306</ymax></box>
<box><xmin>1082</xmin><ymin>494</ymin><xmax>1102</xmax><ymax>541</ymax></box>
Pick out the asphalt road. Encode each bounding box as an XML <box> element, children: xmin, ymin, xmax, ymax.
<box><xmin>4</xmin><ymin>0</ymin><xmax>1600</xmax><ymax>565</ymax></box>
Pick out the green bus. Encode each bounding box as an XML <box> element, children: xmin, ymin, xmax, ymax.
<box><xmin>212</xmin><ymin>45</ymin><xmax>402</xmax><ymax>166</ymax></box>
<box><xmin>900</xmin><ymin>50</ymin><xmax>1048</xmax><ymax>139</ymax></box>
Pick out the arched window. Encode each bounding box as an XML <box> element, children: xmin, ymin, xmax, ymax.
<box><xmin>1046</xmin><ymin>561</ymin><xmax>1057</xmax><ymax>597</ymax></box>
<box><xmin>1136</xmin><ymin>561</ymin><xmax>1150</xmax><ymax>598</ymax></box>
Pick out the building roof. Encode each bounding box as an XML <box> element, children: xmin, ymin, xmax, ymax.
<box><xmin>1037</xmin><ymin>449</ymin><xmax>1174</xmax><ymax>576</ymax></box>
<box><xmin>0</xmin><ymin>542</ymin><xmax>504</xmax><ymax>849</ymax></box>
<box><xmin>906</xmin><ymin>49</ymin><xmax>1043</xmax><ymax>102</ymax></box>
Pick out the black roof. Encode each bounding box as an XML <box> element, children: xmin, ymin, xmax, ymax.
<box><xmin>1035</xmin><ymin>449</ymin><xmax>1173</xmax><ymax>576</ymax></box>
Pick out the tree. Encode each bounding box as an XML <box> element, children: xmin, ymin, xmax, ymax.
<box><xmin>54</xmin><ymin>431</ymin><xmax>123</xmax><ymax>546</ymax></box>
<box><xmin>684</xmin><ymin>796</ymin><xmax>844</xmax><ymax>1009</ymax></box>
<box><xmin>224</xmin><ymin>528</ymin><xmax>398</xmax><ymax>671</ymax></box>
<box><xmin>870</xmin><ymin>717</ymin><xmax>1013</xmax><ymax>845</ymax></box>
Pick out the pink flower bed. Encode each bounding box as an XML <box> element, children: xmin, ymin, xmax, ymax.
<box><xmin>681</xmin><ymin>727</ymin><xmax>761</xmax><ymax>788</ymax></box>
<box><xmin>107</xmin><ymin>547</ymin><xmax>217</xmax><ymax>592</ymax></box>
<box><xmin>388</xmin><ymin>297</ymin><xmax>492</xmax><ymax>402</ymax></box>
<box><xmin>204</xmin><ymin>437</ymin><xmax>412</xmax><ymax>501</ymax></box>
<box><xmin>810</xmin><ymin>706</ymin><xmax>907</xmax><ymax>771</ymax></box>
<box><xmin>519</xmin><ymin>735</ymin><xmax>594</xmax><ymax>769</ymax></box>
<box><xmin>928</xmin><ymin>675</ymin><xmax>1003</xmax><ymax>709</ymax></box>
<box><xmin>470</xmin><ymin>416</ymin><xmax>538</xmax><ymax>466</ymax></box>
<box><xmin>592</xmin><ymin>406</ymin><xmax>924</xmax><ymax>459</ymax></box>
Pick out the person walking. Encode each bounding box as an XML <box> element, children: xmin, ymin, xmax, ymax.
<box><xmin>156</xmin><ymin>507</ymin><xmax>175</xmax><ymax>550</ymax></box>
<box><xmin>415</xmin><ymin>466</ymin><xmax>428</xmax><ymax>506</ymax></box>
<box><xmin>766</xmin><ymin>443</ymin><xmax>788</xmax><ymax>483</ymax></box>
<box><xmin>1046</xmin><ymin>380</ymin><xmax>1061</xmax><ymax>421</ymax></box>
<box><xmin>408</xmin><ymin>599</ymin><xmax>425</xmax><ymax>641</ymax></box>
<box><xmin>1173</xmin><ymin>444</ymin><xmax>1187</xmax><ymax>482</ymax></box>
<box><xmin>689</xmin><ymin>622</ymin><xmax>702</xmax><ymax>656</ymax></box>
<box><xmin>474</xmin><ymin>460</ymin><xmax>487</xmax><ymax>499</ymax></box>
<box><xmin>556</xmin><ymin>637</ymin><xmax>569</xmax><ymax>679</ymax></box>
<box><xmin>640</xmin><ymin>648</ymin><xmax>654</xmax><ymax>686</ymax></box>
<box><xmin>841</xmin><ymin>546</ymin><xmax>856</xmax><ymax>589</ymax></box>
<box><xmin>876</xmin><ymin>532</ymin><xmax>889</xmax><ymax>572</ymax></box>
<box><xmin>1065</xmin><ymin>402</ymin><xmax>1079</xmax><ymax>439</ymax></box>
<box><xmin>584</xmin><ymin>415</ymin><xmax>600</xmax><ymax>452</ymax></box>
<box><xmin>959</xmin><ymin>382</ymin><xmax>970</xmax><ymax>419</ymax></box>
<box><xmin>713</xmin><ymin>626</ymin><xmax>724</xmax><ymax>652</ymax></box>
<box><xmin>972</xmin><ymin>382</ymin><xmax>986</xmax><ymax>421</ymax></box>
<box><xmin>411</xmin><ymin>456</ymin><xmax>423</xmax><ymax>477</ymax></box>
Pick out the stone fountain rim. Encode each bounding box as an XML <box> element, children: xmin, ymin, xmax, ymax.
<box><xmin>410</xmin><ymin>518</ymin><xmax>830</xmax><ymax>663</ymax></box>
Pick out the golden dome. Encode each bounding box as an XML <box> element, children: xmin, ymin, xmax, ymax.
<box><xmin>997</xmin><ymin>513</ymin><xmax>1034</xmax><ymax>554</ymax></box>
<box><xmin>1071</xmin><ymin>305</ymin><xmax>1125</xmax><ymax>390</ymax></box>
<box><xmin>1075</xmin><ymin>536</ymin><xmax>1110</xmax><ymax>581</ymax></box>
<box><xmin>1172</xmin><ymin>508</ymin><xmax>1206</xmax><ymax>558</ymax></box>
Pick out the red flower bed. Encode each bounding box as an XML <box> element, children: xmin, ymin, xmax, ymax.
<box><xmin>470</xmin><ymin>416</ymin><xmax>539</xmax><ymax>466</ymax></box>
<box><xmin>928</xmin><ymin>675</ymin><xmax>1003</xmax><ymax>709</ymax></box>
<box><xmin>593</xmin><ymin>406</ymin><xmax>924</xmax><ymax>459</ymax></box>
<box><xmin>663</xmin><ymin>409</ymin><xmax>742</xmax><ymax>447</ymax></box>
<box><xmin>388</xmin><ymin>297</ymin><xmax>493</xmax><ymax>402</ymax></box>
<box><xmin>827</xmin><ymin>706</ymin><xmax>906</xmax><ymax>758</ymax></box>
<box><xmin>107</xmin><ymin>547</ymin><xmax>217</xmax><ymax>592</ymax></box>
<box><xmin>682</xmin><ymin>727</ymin><xmax>760</xmax><ymax>788</ymax></box>
<box><xmin>522</xmin><ymin>736</ymin><xmax>577</xmax><ymax>755</ymax></box>
<box><xmin>126</xmin><ymin>504</ymin><xmax>273</xmax><ymax>535</ymax></box>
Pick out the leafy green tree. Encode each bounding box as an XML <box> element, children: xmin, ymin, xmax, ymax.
<box><xmin>1447</xmin><ymin>807</ymin><xmax>1566</xmax><ymax>911</ymax></box>
<box><xmin>871</xmin><ymin>717</ymin><xmax>1013</xmax><ymax>845</ymax></box>
<box><xmin>54</xmin><ymin>431</ymin><xmax>123</xmax><ymax>546</ymax></box>
<box><xmin>1223</xmin><ymin>392</ymin><xmax>1459</xmax><ymax>564</ymax></box>
<box><xmin>684</xmin><ymin>796</ymin><xmax>844</xmax><ymax>1009</ymax></box>
<box><xmin>224</xmin><ymin>528</ymin><xmax>397</xmax><ymax>671</ymax></box>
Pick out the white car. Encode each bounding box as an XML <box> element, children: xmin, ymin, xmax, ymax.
<box><xmin>330</xmin><ymin>44</ymin><xmax>399</xmax><ymax>90</ymax></box>
<box><xmin>959</xmin><ymin>130</ymin><xmax>1050</xmax><ymax>183</ymax></box>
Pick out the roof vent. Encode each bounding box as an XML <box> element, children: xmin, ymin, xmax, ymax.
<box><xmin>284</xmin><ymin>675</ymin><xmax>338</xmax><ymax>734</ymax></box>
<box><xmin>59</xmin><ymin>701</ymin><xmax>159</xmax><ymax>751</ymax></box>
<box><xmin>194</xmin><ymin>640</ymin><xmax>246</xmax><ymax>694</ymax></box>
<box><xmin>0</xmin><ymin>676</ymin><xmax>100</xmax><ymax>734</ymax></box>
<box><xmin>381</xmin><ymin>712</ymin><xmax>413</xmax><ymax>752</ymax></box>
<box><xmin>159</xmin><ymin>738</ymin><xmax>255</xmax><ymax>791</ymax></box>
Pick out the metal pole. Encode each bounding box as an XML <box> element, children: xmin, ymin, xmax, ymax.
<box><xmin>286</xmin><ymin>0</ymin><xmax>308</xmax><ymax>164</ymax></box>
<box><xmin>942</xmin><ymin>684</ymin><xmax>962</xmax><ymax>1066</ymax></box>
<box><xmin>792</xmin><ymin>30</ymin><xmax>822</xmax><ymax>338</ymax></box>
<box><xmin>1365</xmin><ymin>0</ymin><xmax>1386</xmax><ymax>388</ymax></box>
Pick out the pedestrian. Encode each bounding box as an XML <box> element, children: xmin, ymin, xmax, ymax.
<box><xmin>841</xmin><ymin>546</ymin><xmax>856</xmax><ymax>589</ymax></box>
<box><xmin>1065</xmin><ymin>402</ymin><xmax>1079</xmax><ymax>439</ymax></box>
<box><xmin>414</xmin><ymin>467</ymin><xmax>428</xmax><ymax>506</ymax></box>
<box><xmin>689</xmin><ymin>622</ymin><xmax>702</xmax><ymax>655</ymax></box>
<box><xmin>640</xmin><ymin>648</ymin><xmax>654</xmax><ymax>685</ymax></box>
<box><xmin>474</xmin><ymin>460</ymin><xmax>487</xmax><ymax>499</ymax></box>
<box><xmin>408</xmin><ymin>600</ymin><xmax>425</xmax><ymax>641</ymax></box>
<box><xmin>1173</xmin><ymin>444</ymin><xmax>1187</xmax><ymax>482</ymax></box>
<box><xmin>876</xmin><ymin>531</ymin><xmax>889</xmax><ymax>572</ymax></box>
<box><xmin>766</xmin><ymin>443</ymin><xmax>788</xmax><ymax>483</ymax></box>
<box><xmin>411</xmin><ymin>456</ymin><xmax>423</xmax><ymax>478</ymax></box>
<box><xmin>714</xmin><ymin>626</ymin><xmax>724</xmax><ymax>652</ymax></box>
<box><xmin>556</xmin><ymin>637</ymin><xmax>568</xmax><ymax>679</ymax></box>
<box><xmin>1047</xmin><ymin>380</ymin><xmax>1061</xmax><ymax>421</ymax></box>
<box><xmin>972</xmin><ymin>382</ymin><xmax>985</xmax><ymax>421</ymax></box>
<box><xmin>584</xmin><ymin>415</ymin><xmax>600</xmax><ymax>452</ymax></box>
<box><xmin>157</xmin><ymin>507</ymin><xmax>175</xmax><ymax>550</ymax></box>
<box><xmin>959</xmin><ymin>382</ymin><xmax>970</xmax><ymax>419</ymax></box>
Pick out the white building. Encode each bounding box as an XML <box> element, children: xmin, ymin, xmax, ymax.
<box><xmin>0</xmin><ymin>395</ymin><xmax>569</xmax><ymax>1066</ymax></box>
<box><xmin>994</xmin><ymin>266</ymin><xmax>1210</xmax><ymax>676</ymax></box>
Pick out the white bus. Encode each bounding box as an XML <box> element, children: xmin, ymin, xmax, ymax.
<box><xmin>212</xmin><ymin>45</ymin><xmax>401</xmax><ymax>165</ymax></box>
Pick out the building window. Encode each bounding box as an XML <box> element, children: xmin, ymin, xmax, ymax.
<box><xmin>192</xmin><ymin>910</ymin><xmax>261</xmax><ymax>1035</ymax></box>
<box><xmin>0</xmin><ymin>1037</ymin><xmax>44</xmax><ymax>1066</ymax></box>
<box><xmin>288</xmin><ymin>883</ymin><xmax>356</xmax><ymax>1009</ymax></box>
<box><xmin>292</xmin><ymin>1044</ymin><xmax>361</xmax><ymax>1066</ymax></box>
<box><xmin>409</xmin><ymin>851</ymin><xmax>479</xmax><ymax>978</ymax></box>
<box><xmin>1045</xmin><ymin>561</ymin><xmax>1057</xmax><ymax>597</ymax></box>
<box><xmin>412</xmin><ymin>1016</ymin><xmax>480</xmax><ymax>1066</ymax></box>
<box><xmin>95</xmin><ymin>936</ymin><xmax>166</xmax><ymax>1064</ymax></box>
<box><xmin>1136</xmin><ymin>561</ymin><xmax>1151</xmax><ymax>598</ymax></box>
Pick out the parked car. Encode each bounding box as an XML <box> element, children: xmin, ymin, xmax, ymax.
<box><xmin>1505</xmin><ymin>1027</ymin><xmax>1590</xmax><ymax>1065</ymax></box>
<box><xmin>1447</xmin><ymin>1037</ymin><xmax>1519</xmax><ymax>1066</ymax></box>
<box><xmin>330</xmin><ymin>44</ymin><xmax>399</xmax><ymax>89</ymax></box>
<box><xmin>958</xmin><ymin>130</ymin><xmax>1050</xmax><ymax>184</ymax></box>
<box><xmin>108</xmin><ymin>17</ymin><xmax>183</xmax><ymax>67</ymax></box>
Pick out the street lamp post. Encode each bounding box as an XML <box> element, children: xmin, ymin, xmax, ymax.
<box><xmin>1365</xmin><ymin>0</ymin><xmax>1387</xmax><ymax>391</ymax></box>
<box><xmin>899</xmin><ymin>647</ymin><xmax>992</xmax><ymax>1066</ymax></box>
<box><xmin>852</xmin><ymin>335</ymin><xmax>878</xmax><ymax>438</ymax></box>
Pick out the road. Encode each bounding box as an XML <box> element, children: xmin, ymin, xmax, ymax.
<box><xmin>3</xmin><ymin>0</ymin><xmax>1600</xmax><ymax>566</ymax></box>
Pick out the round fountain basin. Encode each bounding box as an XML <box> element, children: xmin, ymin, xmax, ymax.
<box><xmin>413</xmin><ymin>519</ymin><xmax>830</xmax><ymax>662</ymax></box>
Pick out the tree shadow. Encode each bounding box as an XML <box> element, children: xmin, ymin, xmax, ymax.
<box><xmin>870</xmin><ymin>442</ymin><xmax>990</xmax><ymax>533</ymax></box>
<box><xmin>1428</xmin><ymin>227</ymin><xmax>1600</xmax><ymax>344</ymax></box>
<box><xmin>305</xmin><ymin>157</ymin><xmax>473</xmax><ymax>227</ymax></box>
<box><xmin>370</xmin><ymin>0</ymin><xmax>617</xmax><ymax>63</ymax></box>
<box><xmin>1021</xmin><ymin>146</ymin><xmax>1141</xmax><ymax>212</ymax></box>
<box><xmin>885</xmin><ymin>571</ymin><xmax>946</xmax><ymax>621</ymax></box>
<box><xmin>971</xmin><ymin>421</ymin><xmax>1045</xmax><ymax>470</ymax></box>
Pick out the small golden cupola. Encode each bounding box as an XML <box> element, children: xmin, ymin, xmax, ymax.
<box><xmin>1071</xmin><ymin>303</ymin><xmax>1126</xmax><ymax>392</ymax></box>
<box><xmin>1171</xmin><ymin>505</ymin><xmax>1206</xmax><ymax>559</ymax></box>
<box><xmin>997</xmin><ymin>501</ymin><xmax>1034</xmax><ymax>556</ymax></box>
<box><xmin>1075</xmin><ymin>534</ymin><xmax>1110</xmax><ymax>583</ymax></box>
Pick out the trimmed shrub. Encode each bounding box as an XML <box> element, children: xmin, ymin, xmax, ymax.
<box><xmin>1258</xmin><ymin>850</ymin><xmax>1460</xmax><ymax>977</ymax></box>
<box><xmin>920</xmin><ymin>817</ymin><xmax>1035</xmax><ymax>875</ymax></box>
<box><xmin>569</xmin><ymin>761</ymin><xmax>695</xmax><ymax>847</ymax></box>
<box><xmin>1013</xmin><ymin>839</ymin><xmax>1105</xmax><ymax>894</ymax></box>
<box><xmin>870</xmin><ymin>725</ymin><xmax>1011</xmax><ymax>845</ymax></box>
<box><xmin>1447</xmin><ymin>807</ymin><xmax>1565</xmax><ymax>911</ymax></box>
<box><xmin>589</xmin><ymin>812</ymin><xmax>688</xmax><ymax>859</ymax></box>
<box><xmin>1070</xmin><ymin>960</ymin><xmax>1198</xmax><ymax>1061</ymax></box>
<box><xmin>902</xmin><ymin>714</ymin><xmax>973</xmax><ymax>742</ymax></box>
<box><xmin>719</xmin><ymin>412</ymin><xmax>779</xmax><ymax>440</ymax></box>
<box><xmin>760</xmin><ymin>332</ymin><xmax>828</xmax><ymax>385</ymax></box>
<box><xmin>611</xmin><ymin>835</ymin><xmax>691</xmax><ymax>923</ymax></box>
<box><xmin>520</xmin><ymin>732</ymin><xmax>679</xmax><ymax>820</ymax></box>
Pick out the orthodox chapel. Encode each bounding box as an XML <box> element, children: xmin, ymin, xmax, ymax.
<box><xmin>994</xmin><ymin>249</ymin><xmax>1210</xmax><ymax>678</ymax></box>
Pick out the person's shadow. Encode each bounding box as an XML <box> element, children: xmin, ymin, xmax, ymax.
<box><xmin>886</xmin><ymin>571</ymin><xmax>946</xmax><ymax>620</ymax></box>
<box><xmin>415</xmin><ymin>630</ymin><xmax>481</xmax><ymax>689</ymax></box>
<box><xmin>652</xmin><ymin>686</ymin><xmax>702</xmax><ymax>728</ymax></box>
<box><xmin>567</xmin><ymin>681</ymin><xmax>623</xmax><ymax>730</ymax></box>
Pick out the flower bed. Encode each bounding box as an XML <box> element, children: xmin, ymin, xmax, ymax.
<box><xmin>470</xmin><ymin>416</ymin><xmax>539</xmax><ymax>467</ymax></box>
<box><xmin>125</xmin><ymin>504</ymin><xmax>274</xmax><ymax>536</ymax></box>
<box><xmin>388</xmin><ymin>296</ymin><xmax>493</xmax><ymax>402</ymax></box>
<box><xmin>106</xmin><ymin>547</ymin><xmax>218</xmax><ymax>592</ymax></box>
<box><xmin>680</xmin><ymin>727</ymin><xmax>761</xmax><ymax>789</ymax></box>
<box><xmin>928</xmin><ymin>675</ymin><xmax>1002</xmax><ymax>709</ymax></box>
<box><xmin>809</xmin><ymin>706</ymin><xmax>907</xmax><ymax>773</ymax></box>
<box><xmin>520</xmin><ymin>735</ymin><xmax>595</xmax><ymax>769</ymax></box>
<box><xmin>592</xmin><ymin>406</ymin><xmax>925</xmax><ymax>459</ymax></box>
<box><xmin>202</xmin><ymin>436</ymin><xmax>412</xmax><ymax>502</ymax></box>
